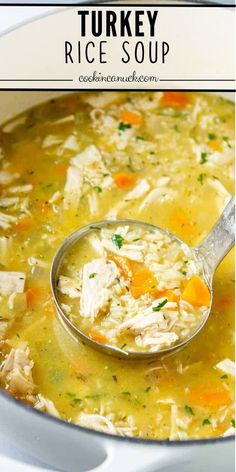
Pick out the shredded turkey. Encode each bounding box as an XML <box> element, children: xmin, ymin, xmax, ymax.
<box><xmin>0</xmin><ymin>271</ymin><xmax>25</xmax><ymax>296</ymax></box>
<box><xmin>34</xmin><ymin>394</ymin><xmax>60</xmax><ymax>418</ymax></box>
<box><xmin>0</xmin><ymin>347</ymin><xmax>34</xmax><ymax>395</ymax></box>
<box><xmin>80</xmin><ymin>258</ymin><xmax>119</xmax><ymax>321</ymax></box>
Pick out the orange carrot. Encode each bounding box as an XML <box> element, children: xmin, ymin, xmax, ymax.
<box><xmin>26</xmin><ymin>287</ymin><xmax>44</xmax><ymax>308</ymax></box>
<box><xmin>208</xmin><ymin>140</ymin><xmax>223</xmax><ymax>153</ymax></box>
<box><xmin>181</xmin><ymin>275</ymin><xmax>210</xmax><ymax>307</ymax></box>
<box><xmin>55</xmin><ymin>164</ymin><xmax>68</xmax><ymax>175</ymax></box>
<box><xmin>89</xmin><ymin>332</ymin><xmax>108</xmax><ymax>344</ymax></box>
<box><xmin>189</xmin><ymin>387</ymin><xmax>231</xmax><ymax>407</ymax></box>
<box><xmin>120</xmin><ymin>110</ymin><xmax>143</xmax><ymax>126</ymax></box>
<box><xmin>108</xmin><ymin>254</ymin><xmax>133</xmax><ymax>280</ymax></box>
<box><xmin>113</xmin><ymin>173</ymin><xmax>137</xmax><ymax>188</ymax></box>
<box><xmin>131</xmin><ymin>268</ymin><xmax>157</xmax><ymax>299</ymax></box>
<box><xmin>161</xmin><ymin>92</ymin><xmax>189</xmax><ymax>107</ymax></box>
<box><xmin>12</xmin><ymin>217</ymin><xmax>33</xmax><ymax>233</ymax></box>
<box><xmin>215</xmin><ymin>297</ymin><xmax>234</xmax><ymax>309</ymax></box>
<box><xmin>169</xmin><ymin>210</ymin><xmax>195</xmax><ymax>238</ymax></box>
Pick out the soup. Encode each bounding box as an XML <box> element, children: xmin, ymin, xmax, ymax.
<box><xmin>57</xmin><ymin>223</ymin><xmax>210</xmax><ymax>353</ymax></box>
<box><xmin>0</xmin><ymin>91</ymin><xmax>234</xmax><ymax>440</ymax></box>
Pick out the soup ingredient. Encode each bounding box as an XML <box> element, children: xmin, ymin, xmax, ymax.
<box><xmin>0</xmin><ymin>91</ymin><xmax>234</xmax><ymax>440</ymax></box>
<box><xmin>0</xmin><ymin>347</ymin><xmax>34</xmax><ymax>395</ymax></box>
<box><xmin>181</xmin><ymin>275</ymin><xmax>211</xmax><ymax>307</ymax></box>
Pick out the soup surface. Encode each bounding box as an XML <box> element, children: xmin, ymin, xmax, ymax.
<box><xmin>0</xmin><ymin>91</ymin><xmax>235</xmax><ymax>440</ymax></box>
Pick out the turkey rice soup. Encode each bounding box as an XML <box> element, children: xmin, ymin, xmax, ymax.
<box><xmin>0</xmin><ymin>92</ymin><xmax>234</xmax><ymax>439</ymax></box>
<box><xmin>57</xmin><ymin>224</ymin><xmax>210</xmax><ymax>353</ymax></box>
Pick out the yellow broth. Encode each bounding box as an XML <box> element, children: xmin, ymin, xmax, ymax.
<box><xmin>0</xmin><ymin>92</ymin><xmax>234</xmax><ymax>439</ymax></box>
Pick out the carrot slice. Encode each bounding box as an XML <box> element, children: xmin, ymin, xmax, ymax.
<box><xmin>89</xmin><ymin>332</ymin><xmax>108</xmax><ymax>344</ymax></box>
<box><xmin>208</xmin><ymin>140</ymin><xmax>223</xmax><ymax>153</ymax></box>
<box><xmin>12</xmin><ymin>217</ymin><xmax>33</xmax><ymax>233</ymax></box>
<box><xmin>113</xmin><ymin>173</ymin><xmax>137</xmax><ymax>188</ymax></box>
<box><xmin>161</xmin><ymin>92</ymin><xmax>189</xmax><ymax>107</ymax></box>
<box><xmin>189</xmin><ymin>387</ymin><xmax>231</xmax><ymax>407</ymax></box>
<box><xmin>55</xmin><ymin>164</ymin><xmax>68</xmax><ymax>175</ymax></box>
<box><xmin>131</xmin><ymin>268</ymin><xmax>157</xmax><ymax>299</ymax></box>
<box><xmin>26</xmin><ymin>287</ymin><xmax>45</xmax><ymax>308</ymax></box>
<box><xmin>108</xmin><ymin>254</ymin><xmax>133</xmax><ymax>280</ymax></box>
<box><xmin>181</xmin><ymin>275</ymin><xmax>210</xmax><ymax>307</ymax></box>
<box><xmin>120</xmin><ymin>110</ymin><xmax>143</xmax><ymax>126</ymax></box>
<box><xmin>169</xmin><ymin>210</ymin><xmax>195</xmax><ymax>238</ymax></box>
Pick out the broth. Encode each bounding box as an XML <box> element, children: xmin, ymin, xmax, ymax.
<box><xmin>0</xmin><ymin>91</ymin><xmax>234</xmax><ymax>439</ymax></box>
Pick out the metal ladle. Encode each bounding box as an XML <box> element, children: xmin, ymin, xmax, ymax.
<box><xmin>50</xmin><ymin>196</ymin><xmax>235</xmax><ymax>359</ymax></box>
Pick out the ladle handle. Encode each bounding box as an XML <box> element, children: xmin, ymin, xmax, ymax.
<box><xmin>196</xmin><ymin>195</ymin><xmax>235</xmax><ymax>277</ymax></box>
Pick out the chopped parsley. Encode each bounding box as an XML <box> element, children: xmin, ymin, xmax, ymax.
<box><xmin>136</xmin><ymin>135</ymin><xmax>145</xmax><ymax>141</ymax></box>
<box><xmin>89</xmin><ymin>273</ymin><xmax>96</xmax><ymax>279</ymax></box>
<box><xmin>185</xmin><ymin>405</ymin><xmax>194</xmax><ymax>415</ymax></box>
<box><xmin>145</xmin><ymin>386</ymin><xmax>151</xmax><ymax>392</ymax></box>
<box><xmin>152</xmin><ymin>299</ymin><xmax>168</xmax><ymax>312</ymax></box>
<box><xmin>182</xmin><ymin>271</ymin><xmax>187</xmax><ymax>276</ymax></box>
<box><xmin>112</xmin><ymin>375</ymin><xmax>118</xmax><ymax>382</ymax></box>
<box><xmin>220</xmin><ymin>374</ymin><xmax>228</xmax><ymax>379</ymax></box>
<box><xmin>66</xmin><ymin>392</ymin><xmax>76</xmax><ymax>398</ymax></box>
<box><xmin>95</xmin><ymin>186</ymin><xmax>102</xmax><ymax>193</ymax></box>
<box><xmin>202</xmin><ymin>418</ymin><xmax>211</xmax><ymax>426</ymax></box>
<box><xmin>200</xmin><ymin>152</ymin><xmax>208</xmax><ymax>165</ymax></box>
<box><xmin>120</xmin><ymin>343</ymin><xmax>127</xmax><ymax>350</ymax></box>
<box><xmin>118</xmin><ymin>121</ymin><xmax>132</xmax><ymax>132</ymax></box>
<box><xmin>197</xmin><ymin>173</ymin><xmax>205</xmax><ymax>184</ymax></box>
<box><xmin>231</xmin><ymin>419</ymin><xmax>235</xmax><ymax>428</ymax></box>
<box><xmin>173</xmin><ymin>124</ymin><xmax>180</xmax><ymax>132</ymax></box>
<box><xmin>208</xmin><ymin>133</ymin><xmax>216</xmax><ymax>140</ymax></box>
<box><xmin>85</xmin><ymin>394</ymin><xmax>107</xmax><ymax>400</ymax></box>
<box><xmin>112</xmin><ymin>234</ymin><xmax>124</xmax><ymax>249</ymax></box>
<box><xmin>223</xmin><ymin>136</ymin><xmax>232</xmax><ymax>148</ymax></box>
<box><xmin>71</xmin><ymin>398</ymin><xmax>82</xmax><ymax>406</ymax></box>
<box><xmin>122</xmin><ymin>391</ymin><xmax>131</xmax><ymax>395</ymax></box>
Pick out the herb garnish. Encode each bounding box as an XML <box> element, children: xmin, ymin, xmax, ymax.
<box><xmin>223</xmin><ymin>136</ymin><xmax>232</xmax><ymax>148</ymax></box>
<box><xmin>200</xmin><ymin>152</ymin><xmax>208</xmax><ymax>165</ymax></box>
<box><xmin>185</xmin><ymin>405</ymin><xmax>194</xmax><ymax>415</ymax></box>
<box><xmin>95</xmin><ymin>186</ymin><xmax>102</xmax><ymax>193</ymax></box>
<box><xmin>89</xmin><ymin>273</ymin><xmax>96</xmax><ymax>279</ymax></box>
<box><xmin>197</xmin><ymin>173</ymin><xmax>205</xmax><ymax>184</ymax></box>
<box><xmin>220</xmin><ymin>374</ymin><xmax>228</xmax><ymax>379</ymax></box>
<box><xmin>120</xmin><ymin>343</ymin><xmax>127</xmax><ymax>350</ymax></box>
<box><xmin>112</xmin><ymin>375</ymin><xmax>118</xmax><ymax>382</ymax></box>
<box><xmin>71</xmin><ymin>398</ymin><xmax>82</xmax><ymax>406</ymax></box>
<box><xmin>208</xmin><ymin>133</ymin><xmax>216</xmax><ymax>140</ymax></box>
<box><xmin>112</xmin><ymin>234</ymin><xmax>124</xmax><ymax>249</ymax></box>
<box><xmin>231</xmin><ymin>419</ymin><xmax>235</xmax><ymax>428</ymax></box>
<box><xmin>152</xmin><ymin>299</ymin><xmax>168</xmax><ymax>312</ymax></box>
<box><xmin>202</xmin><ymin>418</ymin><xmax>211</xmax><ymax>425</ymax></box>
<box><xmin>145</xmin><ymin>386</ymin><xmax>151</xmax><ymax>392</ymax></box>
<box><xmin>118</xmin><ymin>122</ymin><xmax>132</xmax><ymax>132</ymax></box>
